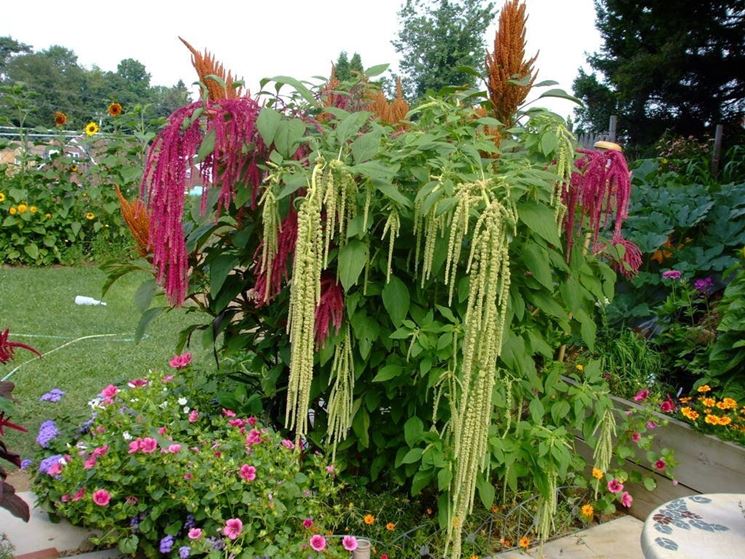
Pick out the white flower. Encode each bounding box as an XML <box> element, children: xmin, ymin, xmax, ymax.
<box><xmin>122</xmin><ymin>431</ymin><xmax>132</xmax><ymax>440</ymax></box>
<box><xmin>178</xmin><ymin>397</ymin><xmax>188</xmax><ymax>406</ymax></box>
<box><xmin>59</xmin><ymin>456</ymin><xmax>68</xmax><ymax>465</ymax></box>
<box><xmin>88</xmin><ymin>397</ymin><xmax>103</xmax><ymax>409</ymax></box>
<box><xmin>183</xmin><ymin>406</ymin><xmax>190</xmax><ymax>413</ymax></box>
<box><xmin>159</xmin><ymin>401</ymin><xmax>168</xmax><ymax>408</ymax></box>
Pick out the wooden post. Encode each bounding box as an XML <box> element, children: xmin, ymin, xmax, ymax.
<box><xmin>608</xmin><ymin>115</ymin><xmax>618</xmax><ymax>142</ymax></box>
<box><xmin>711</xmin><ymin>124</ymin><xmax>724</xmax><ymax>177</ymax></box>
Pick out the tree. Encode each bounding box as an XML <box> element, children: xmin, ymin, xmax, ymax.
<box><xmin>333</xmin><ymin>51</ymin><xmax>363</xmax><ymax>81</ymax></box>
<box><xmin>392</xmin><ymin>0</ymin><xmax>495</xmax><ymax>99</ymax></box>
<box><xmin>573</xmin><ymin>0</ymin><xmax>745</xmax><ymax>146</ymax></box>
<box><xmin>0</xmin><ymin>36</ymin><xmax>31</xmax><ymax>80</ymax></box>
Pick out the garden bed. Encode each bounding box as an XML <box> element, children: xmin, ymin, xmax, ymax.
<box><xmin>578</xmin><ymin>394</ymin><xmax>745</xmax><ymax>520</ymax></box>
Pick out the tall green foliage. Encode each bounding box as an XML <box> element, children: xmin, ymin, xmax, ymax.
<box><xmin>392</xmin><ymin>0</ymin><xmax>495</xmax><ymax>98</ymax></box>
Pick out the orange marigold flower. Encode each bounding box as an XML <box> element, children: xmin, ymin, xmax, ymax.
<box><xmin>581</xmin><ymin>504</ymin><xmax>594</xmax><ymax>518</ymax></box>
<box><xmin>363</xmin><ymin>514</ymin><xmax>375</xmax><ymax>525</ymax></box>
<box><xmin>386</xmin><ymin>522</ymin><xmax>395</xmax><ymax>531</ymax></box>
<box><xmin>107</xmin><ymin>102</ymin><xmax>123</xmax><ymax>117</ymax></box>
<box><xmin>718</xmin><ymin>416</ymin><xmax>732</xmax><ymax>426</ymax></box>
<box><xmin>681</xmin><ymin>407</ymin><xmax>699</xmax><ymax>421</ymax></box>
<box><xmin>705</xmin><ymin>414</ymin><xmax>720</xmax><ymax>425</ymax></box>
<box><xmin>679</xmin><ymin>396</ymin><xmax>692</xmax><ymax>404</ymax></box>
<box><xmin>592</xmin><ymin>468</ymin><xmax>603</xmax><ymax>480</ymax></box>
<box><xmin>697</xmin><ymin>385</ymin><xmax>711</xmax><ymax>393</ymax></box>
<box><xmin>700</xmin><ymin>397</ymin><xmax>716</xmax><ymax>407</ymax></box>
<box><xmin>469</xmin><ymin>555</ymin><xmax>479</xmax><ymax>559</ymax></box>
<box><xmin>54</xmin><ymin>111</ymin><xmax>68</xmax><ymax>127</ymax></box>
<box><xmin>519</xmin><ymin>536</ymin><xmax>530</xmax><ymax>549</ymax></box>
<box><xmin>718</xmin><ymin>398</ymin><xmax>737</xmax><ymax>410</ymax></box>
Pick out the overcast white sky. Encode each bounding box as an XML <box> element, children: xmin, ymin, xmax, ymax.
<box><xmin>1</xmin><ymin>0</ymin><xmax>601</xmax><ymax>117</ymax></box>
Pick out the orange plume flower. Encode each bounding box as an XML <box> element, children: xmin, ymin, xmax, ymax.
<box><xmin>485</xmin><ymin>0</ymin><xmax>538</xmax><ymax>126</ymax></box>
<box><xmin>179</xmin><ymin>37</ymin><xmax>243</xmax><ymax>101</ymax></box>
<box><xmin>115</xmin><ymin>186</ymin><xmax>150</xmax><ymax>257</ymax></box>
<box><xmin>367</xmin><ymin>78</ymin><xmax>409</xmax><ymax>127</ymax></box>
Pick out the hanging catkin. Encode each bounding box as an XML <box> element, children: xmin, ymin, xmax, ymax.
<box><xmin>286</xmin><ymin>159</ymin><xmax>325</xmax><ymax>438</ymax></box>
<box><xmin>326</xmin><ymin>324</ymin><xmax>355</xmax><ymax>461</ymax></box>
<box><xmin>259</xmin><ymin>186</ymin><xmax>280</xmax><ymax>301</ymax></box>
<box><xmin>447</xmin><ymin>198</ymin><xmax>515</xmax><ymax>559</ymax></box>
<box><xmin>382</xmin><ymin>209</ymin><xmax>400</xmax><ymax>283</ymax></box>
<box><xmin>592</xmin><ymin>407</ymin><xmax>616</xmax><ymax>499</ymax></box>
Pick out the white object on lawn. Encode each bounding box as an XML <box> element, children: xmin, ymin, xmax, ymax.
<box><xmin>74</xmin><ymin>295</ymin><xmax>107</xmax><ymax>306</ymax></box>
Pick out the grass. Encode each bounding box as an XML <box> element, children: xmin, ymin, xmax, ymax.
<box><xmin>1</xmin><ymin>265</ymin><xmax>209</xmax><ymax>461</ymax></box>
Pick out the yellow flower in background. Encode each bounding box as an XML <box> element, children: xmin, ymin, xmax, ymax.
<box><xmin>9</xmin><ymin>207</ymin><xmax>17</xmax><ymax>215</ymax></box>
<box><xmin>30</xmin><ymin>206</ymin><xmax>38</xmax><ymax>214</ymax></box>
<box><xmin>575</xmin><ymin>364</ymin><xmax>584</xmax><ymax>372</ymax></box>
<box><xmin>592</xmin><ymin>468</ymin><xmax>603</xmax><ymax>480</ymax></box>
<box><xmin>519</xmin><ymin>536</ymin><xmax>530</xmax><ymax>549</ymax></box>
<box><xmin>581</xmin><ymin>504</ymin><xmax>594</xmax><ymax>518</ymax></box>
<box><xmin>45</xmin><ymin>213</ymin><xmax>52</xmax><ymax>219</ymax></box>
<box><xmin>363</xmin><ymin>514</ymin><xmax>375</xmax><ymax>525</ymax></box>
<box><xmin>17</xmin><ymin>203</ymin><xmax>27</xmax><ymax>214</ymax></box>
<box><xmin>85</xmin><ymin>212</ymin><xmax>96</xmax><ymax>220</ymax></box>
<box><xmin>107</xmin><ymin>102</ymin><xmax>123</xmax><ymax>117</ymax></box>
<box><xmin>0</xmin><ymin>192</ymin><xmax>5</xmax><ymax>202</ymax></box>
<box><xmin>85</xmin><ymin>122</ymin><xmax>100</xmax><ymax>136</ymax></box>
<box><xmin>70</xmin><ymin>164</ymin><xmax>78</xmax><ymax>173</ymax></box>
<box><xmin>697</xmin><ymin>385</ymin><xmax>711</xmax><ymax>393</ymax></box>
<box><xmin>386</xmin><ymin>522</ymin><xmax>396</xmax><ymax>531</ymax></box>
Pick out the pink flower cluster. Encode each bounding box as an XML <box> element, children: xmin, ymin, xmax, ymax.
<box><xmin>128</xmin><ymin>437</ymin><xmax>158</xmax><ymax>454</ymax></box>
<box><xmin>169</xmin><ymin>352</ymin><xmax>192</xmax><ymax>369</ymax></box>
<box><xmin>100</xmin><ymin>384</ymin><xmax>119</xmax><ymax>405</ymax></box>
<box><xmin>239</xmin><ymin>464</ymin><xmax>257</xmax><ymax>482</ymax></box>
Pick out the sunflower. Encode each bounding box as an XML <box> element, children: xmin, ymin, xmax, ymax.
<box><xmin>85</xmin><ymin>212</ymin><xmax>96</xmax><ymax>221</ymax></box>
<box><xmin>45</xmin><ymin>213</ymin><xmax>52</xmax><ymax>219</ymax></box>
<box><xmin>70</xmin><ymin>164</ymin><xmax>78</xmax><ymax>173</ymax></box>
<box><xmin>84</xmin><ymin>122</ymin><xmax>100</xmax><ymax>137</ymax></box>
<box><xmin>54</xmin><ymin>111</ymin><xmax>68</xmax><ymax>127</ymax></box>
<box><xmin>107</xmin><ymin>102</ymin><xmax>123</xmax><ymax>117</ymax></box>
<box><xmin>9</xmin><ymin>207</ymin><xmax>17</xmax><ymax>215</ymax></box>
<box><xmin>17</xmin><ymin>203</ymin><xmax>27</xmax><ymax>214</ymax></box>
<box><xmin>0</xmin><ymin>192</ymin><xmax>5</xmax><ymax>203</ymax></box>
<box><xmin>30</xmin><ymin>206</ymin><xmax>38</xmax><ymax>214</ymax></box>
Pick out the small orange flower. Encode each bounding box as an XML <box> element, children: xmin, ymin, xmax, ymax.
<box><xmin>519</xmin><ymin>536</ymin><xmax>530</xmax><ymax>549</ymax></box>
<box><xmin>386</xmin><ymin>522</ymin><xmax>395</xmax><ymax>531</ymax></box>
<box><xmin>718</xmin><ymin>416</ymin><xmax>732</xmax><ymax>426</ymax></box>
<box><xmin>681</xmin><ymin>407</ymin><xmax>699</xmax><ymax>421</ymax></box>
<box><xmin>581</xmin><ymin>504</ymin><xmax>594</xmax><ymax>518</ymax></box>
<box><xmin>363</xmin><ymin>514</ymin><xmax>375</xmax><ymax>525</ymax></box>
<box><xmin>679</xmin><ymin>396</ymin><xmax>692</xmax><ymax>404</ymax></box>
<box><xmin>592</xmin><ymin>468</ymin><xmax>603</xmax><ymax>480</ymax></box>
<box><xmin>700</xmin><ymin>397</ymin><xmax>716</xmax><ymax>407</ymax></box>
<box><xmin>718</xmin><ymin>398</ymin><xmax>737</xmax><ymax>410</ymax></box>
<box><xmin>107</xmin><ymin>102</ymin><xmax>123</xmax><ymax>117</ymax></box>
<box><xmin>705</xmin><ymin>414</ymin><xmax>720</xmax><ymax>425</ymax></box>
<box><xmin>697</xmin><ymin>385</ymin><xmax>711</xmax><ymax>393</ymax></box>
<box><xmin>54</xmin><ymin>111</ymin><xmax>68</xmax><ymax>126</ymax></box>
<box><xmin>469</xmin><ymin>555</ymin><xmax>479</xmax><ymax>559</ymax></box>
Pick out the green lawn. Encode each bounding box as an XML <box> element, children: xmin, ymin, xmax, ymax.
<box><xmin>1</xmin><ymin>265</ymin><xmax>209</xmax><ymax>461</ymax></box>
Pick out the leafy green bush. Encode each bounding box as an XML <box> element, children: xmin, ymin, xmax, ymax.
<box><xmin>30</xmin><ymin>368</ymin><xmax>349</xmax><ymax>558</ymax></box>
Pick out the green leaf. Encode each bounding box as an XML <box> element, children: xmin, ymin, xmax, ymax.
<box><xmin>135</xmin><ymin>307</ymin><xmax>164</xmax><ymax>342</ymax></box>
<box><xmin>529</xmin><ymin>398</ymin><xmax>545</xmax><ymax>424</ymax></box>
<box><xmin>351</xmin><ymin>130</ymin><xmax>382</xmax><ymax>163</ymax></box>
<box><xmin>119</xmin><ymin>536</ymin><xmax>139</xmax><ymax>555</ymax></box>
<box><xmin>196</xmin><ymin>129</ymin><xmax>216</xmax><ymax>162</ymax></box>
<box><xmin>210</xmin><ymin>254</ymin><xmax>238</xmax><ymax>298</ymax></box>
<box><xmin>23</xmin><ymin>243</ymin><xmax>39</xmax><ymax>260</ymax></box>
<box><xmin>134</xmin><ymin>279</ymin><xmax>157</xmax><ymax>312</ymax></box>
<box><xmin>269</xmin><ymin>75</ymin><xmax>319</xmax><ymax>106</ymax></box>
<box><xmin>404</xmin><ymin>417</ymin><xmax>424</xmax><ymax>447</ymax></box>
<box><xmin>437</xmin><ymin>467</ymin><xmax>452</xmax><ymax>491</ymax></box>
<box><xmin>400</xmin><ymin>448</ymin><xmax>423</xmax><ymax>465</ymax></box>
<box><xmin>274</xmin><ymin>119</ymin><xmax>306</xmax><ymax>159</ymax></box>
<box><xmin>372</xmin><ymin>364</ymin><xmax>403</xmax><ymax>382</ymax></box>
<box><xmin>518</xmin><ymin>201</ymin><xmax>562</xmax><ymax>246</ymax></box>
<box><xmin>351</xmin><ymin>405</ymin><xmax>370</xmax><ymax>448</ymax></box>
<box><xmin>477</xmin><ymin>475</ymin><xmax>495</xmax><ymax>509</ymax></box>
<box><xmin>336</xmin><ymin>111</ymin><xmax>370</xmax><ymax>144</ymax></box>
<box><xmin>256</xmin><ymin>108</ymin><xmax>283</xmax><ymax>146</ymax></box>
<box><xmin>537</xmin><ymin>88</ymin><xmax>583</xmax><ymax>105</ymax></box>
<box><xmin>382</xmin><ymin>276</ymin><xmax>410</xmax><ymax>327</ymax></box>
<box><xmin>70</xmin><ymin>221</ymin><xmax>82</xmax><ymax>237</ymax></box>
<box><xmin>411</xmin><ymin>470</ymin><xmax>433</xmax><ymax>496</ymax></box>
<box><xmin>376</xmin><ymin>182</ymin><xmax>411</xmax><ymax>207</ymax></box>
<box><xmin>643</xmin><ymin>477</ymin><xmax>657</xmax><ymax>491</ymax></box>
<box><xmin>365</xmin><ymin>63</ymin><xmax>390</xmax><ymax>77</ymax></box>
<box><xmin>521</xmin><ymin>244</ymin><xmax>553</xmax><ymax>289</ymax></box>
<box><xmin>337</xmin><ymin>239</ymin><xmax>368</xmax><ymax>291</ymax></box>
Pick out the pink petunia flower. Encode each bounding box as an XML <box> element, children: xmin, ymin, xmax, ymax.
<box><xmin>100</xmin><ymin>384</ymin><xmax>118</xmax><ymax>404</ymax></box>
<box><xmin>92</xmin><ymin>489</ymin><xmax>110</xmax><ymax>506</ymax></box>
<box><xmin>247</xmin><ymin>416</ymin><xmax>257</xmax><ymax>426</ymax></box>
<box><xmin>246</xmin><ymin>429</ymin><xmax>262</xmax><ymax>445</ymax></box>
<box><xmin>168</xmin><ymin>444</ymin><xmax>182</xmax><ymax>454</ymax></box>
<box><xmin>239</xmin><ymin>464</ymin><xmax>256</xmax><ymax>482</ymax></box>
<box><xmin>169</xmin><ymin>352</ymin><xmax>192</xmax><ymax>369</ymax></box>
<box><xmin>607</xmin><ymin>479</ymin><xmax>624</xmax><ymax>493</ymax></box>
<box><xmin>183</xmin><ymin>472</ymin><xmax>193</xmax><ymax>480</ymax></box>
<box><xmin>188</xmin><ymin>528</ymin><xmax>202</xmax><ymax>540</ymax></box>
<box><xmin>631</xmin><ymin>432</ymin><xmax>641</xmax><ymax>444</ymax></box>
<box><xmin>93</xmin><ymin>445</ymin><xmax>109</xmax><ymax>457</ymax></box>
<box><xmin>128</xmin><ymin>439</ymin><xmax>141</xmax><ymax>454</ymax></box>
<box><xmin>229</xmin><ymin>419</ymin><xmax>245</xmax><ymax>428</ymax></box>
<box><xmin>325</xmin><ymin>464</ymin><xmax>335</xmax><ymax>474</ymax></box>
<box><xmin>655</xmin><ymin>459</ymin><xmax>666</xmax><ymax>471</ymax></box>
<box><xmin>633</xmin><ymin>389</ymin><xmax>649</xmax><ymax>402</ymax></box>
<box><xmin>342</xmin><ymin>535</ymin><xmax>358</xmax><ymax>551</ymax></box>
<box><xmin>61</xmin><ymin>494</ymin><xmax>70</xmax><ymax>502</ymax></box>
<box><xmin>188</xmin><ymin>410</ymin><xmax>199</xmax><ymax>423</ymax></box>
<box><xmin>158</xmin><ymin>426</ymin><xmax>167</xmax><ymax>435</ymax></box>
<box><xmin>84</xmin><ymin>456</ymin><xmax>97</xmax><ymax>470</ymax></box>
<box><xmin>309</xmin><ymin>534</ymin><xmax>326</xmax><ymax>552</ymax></box>
<box><xmin>620</xmin><ymin>491</ymin><xmax>633</xmax><ymax>508</ymax></box>
<box><xmin>127</xmin><ymin>378</ymin><xmax>148</xmax><ymax>388</ymax></box>
<box><xmin>281</xmin><ymin>439</ymin><xmax>294</xmax><ymax>450</ymax></box>
<box><xmin>660</xmin><ymin>398</ymin><xmax>675</xmax><ymax>413</ymax></box>
<box><xmin>223</xmin><ymin>518</ymin><xmax>243</xmax><ymax>540</ymax></box>
<box><xmin>47</xmin><ymin>462</ymin><xmax>62</xmax><ymax>476</ymax></box>
<box><xmin>72</xmin><ymin>488</ymin><xmax>85</xmax><ymax>501</ymax></box>
<box><xmin>140</xmin><ymin>437</ymin><xmax>158</xmax><ymax>454</ymax></box>
<box><xmin>303</xmin><ymin>518</ymin><xmax>313</xmax><ymax>529</ymax></box>
<box><xmin>162</xmin><ymin>374</ymin><xmax>174</xmax><ymax>383</ymax></box>
<box><xmin>222</xmin><ymin>408</ymin><xmax>236</xmax><ymax>417</ymax></box>
<box><xmin>646</xmin><ymin>421</ymin><xmax>658</xmax><ymax>430</ymax></box>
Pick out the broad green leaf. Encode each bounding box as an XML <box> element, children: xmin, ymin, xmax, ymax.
<box><xmin>23</xmin><ymin>243</ymin><xmax>39</xmax><ymax>260</ymax></box>
<box><xmin>135</xmin><ymin>307</ymin><xmax>164</xmax><ymax>342</ymax></box>
<box><xmin>517</xmin><ymin>201</ymin><xmax>562</xmax><ymax>246</ymax></box>
<box><xmin>351</xmin><ymin>130</ymin><xmax>382</xmax><ymax>163</ymax></box>
<box><xmin>477</xmin><ymin>475</ymin><xmax>495</xmax><ymax>509</ymax></box>
<box><xmin>521</xmin><ymin>244</ymin><xmax>553</xmax><ymax>289</ymax></box>
<box><xmin>411</xmin><ymin>470</ymin><xmax>433</xmax><ymax>496</ymax></box>
<box><xmin>536</xmin><ymin>88</ymin><xmax>583</xmax><ymax>105</ymax></box>
<box><xmin>351</xmin><ymin>405</ymin><xmax>370</xmax><ymax>447</ymax></box>
<box><xmin>529</xmin><ymin>398</ymin><xmax>544</xmax><ymax>424</ymax></box>
<box><xmin>337</xmin><ymin>239</ymin><xmax>368</xmax><ymax>291</ymax></box>
<box><xmin>372</xmin><ymin>364</ymin><xmax>403</xmax><ymax>382</ymax></box>
<box><xmin>376</xmin><ymin>182</ymin><xmax>411</xmax><ymax>207</ymax></box>
<box><xmin>134</xmin><ymin>278</ymin><xmax>157</xmax><ymax>312</ymax></box>
<box><xmin>256</xmin><ymin>107</ymin><xmax>283</xmax><ymax>146</ymax></box>
<box><xmin>196</xmin><ymin>129</ymin><xmax>216</xmax><ymax>162</ymax></box>
<box><xmin>274</xmin><ymin>118</ymin><xmax>306</xmax><ymax>159</ymax></box>
<box><xmin>365</xmin><ymin>63</ymin><xmax>390</xmax><ymax>77</ymax></box>
<box><xmin>382</xmin><ymin>276</ymin><xmax>410</xmax><ymax>327</ymax></box>
<box><xmin>336</xmin><ymin>111</ymin><xmax>370</xmax><ymax>144</ymax></box>
<box><xmin>404</xmin><ymin>417</ymin><xmax>424</xmax><ymax>447</ymax></box>
<box><xmin>210</xmin><ymin>254</ymin><xmax>239</xmax><ymax>298</ymax></box>
<box><xmin>269</xmin><ymin>75</ymin><xmax>319</xmax><ymax>106</ymax></box>
<box><xmin>400</xmin><ymin>448</ymin><xmax>423</xmax><ymax>465</ymax></box>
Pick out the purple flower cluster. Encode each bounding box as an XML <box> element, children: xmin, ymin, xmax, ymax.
<box><xmin>160</xmin><ymin>535</ymin><xmax>175</xmax><ymax>553</ymax></box>
<box><xmin>693</xmin><ymin>276</ymin><xmax>714</xmax><ymax>294</ymax></box>
<box><xmin>20</xmin><ymin>458</ymin><xmax>32</xmax><ymax>470</ymax></box>
<box><xmin>39</xmin><ymin>388</ymin><xmax>65</xmax><ymax>402</ymax></box>
<box><xmin>179</xmin><ymin>546</ymin><xmax>191</xmax><ymax>559</ymax></box>
<box><xmin>662</xmin><ymin>269</ymin><xmax>682</xmax><ymax>280</ymax></box>
<box><xmin>184</xmin><ymin>514</ymin><xmax>196</xmax><ymax>529</ymax></box>
<box><xmin>207</xmin><ymin>537</ymin><xmax>225</xmax><ymax>551</ymax></box>
<box><xmin>36</xmin><ymin>420</ymin><xmax>59</xmax><ymax>447</ymax></box>
<box><xmin>38</xmin><ymin>454</ymin><xmax>62</xmax><ymax>474</ymax></box>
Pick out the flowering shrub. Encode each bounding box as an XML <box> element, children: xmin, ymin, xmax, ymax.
<box><xmin>30</xmin><ymin>368</ymin><xmax>357</xmax><ymax>558</ymax></box>
<box><xmin>676</xmin><ymin>385</ymin><xmax>745</xmax><ymax>445</ymax></box>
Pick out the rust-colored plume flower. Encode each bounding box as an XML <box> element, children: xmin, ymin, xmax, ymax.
<box><xmin>115</xmin><ymin>186</ymin><xmax>150</xmax><ymax>257</ymax></box>
<box><xmin>179</xmin><ymin>37</ymin><xmax>243</xmax><ymax>101</ymax></box>
<box><xmin>107</xmin><ymin>102</ymin><xmax>123</xmax><ymax>117</ymax></box>
<box><xmin>485</xmin><ymin>0</ymin><xmax>538</xmax><ymax>126</ymax></box>
<box><xmin>0</xmin><ymin>328</ymin><xmax>41</xmax><ymax>365</ymax></box>
<box><xmin>54</xmin><ymin>111</ymin><xmax>68</xmax><ymax>127</ymax></box>
<box><xmin>367</xmin><ymin>78</ymin><xmax>409</xmax><ymax>127</ymax></box>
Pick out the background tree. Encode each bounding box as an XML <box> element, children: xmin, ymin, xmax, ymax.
<box><xmin>333</xmin><ymin>51</ymin><xmax>364</xmax><ymax>81</ymax></box>
<box><xmin>0</xmin><ymin>37</ymin><xmax>31</xmax><ymax>80</ymax></box>
<box><xmin>392</xmin><ymin>0</ymin><xmax>495</xmax><ymax>99</ymax></box>
<box><xmin>573</xmin><ymin>0</ymin><xmax>745</xmax><ymax>147</ymax></box>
